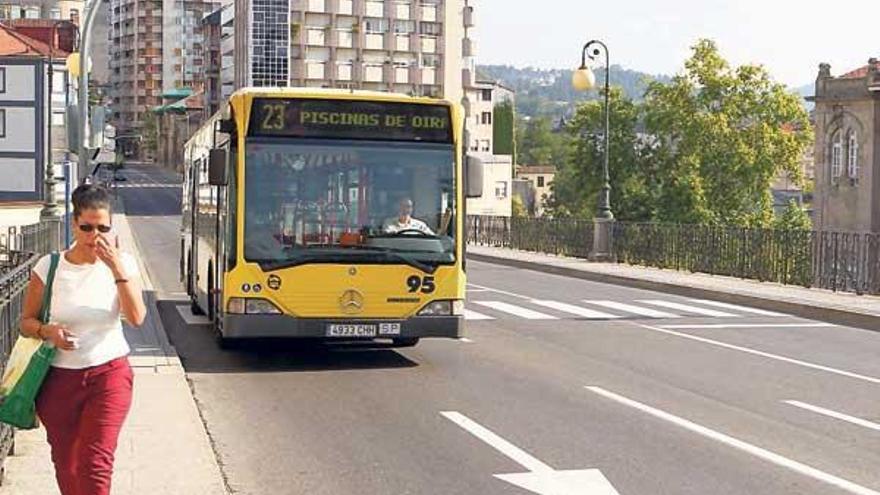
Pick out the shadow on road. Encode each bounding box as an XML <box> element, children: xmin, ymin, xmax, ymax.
<box><xmin>156</xmin><ymin>300</ymin><xmax>420</xmax><ymax>373</ymax></box>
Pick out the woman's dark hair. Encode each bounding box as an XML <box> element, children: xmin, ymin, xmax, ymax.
<box><xmin>71</xmin><ymin>184</ymin><xmax>112</xmax><ymax>218</ymax></box>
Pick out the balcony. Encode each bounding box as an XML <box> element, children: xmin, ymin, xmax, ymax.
<box><xmin>395</xmin><ymin>66</ymin><xmax>409</xmax><ymax>84</ymax></box>
<box><xmin>420</xmin><ymin>3</ymin><xmax>436</xmax><ymax>22</ymax></box>
<box><xmin>306</xmin><ymin>28</ymin><xmax>326</xmax><ymax>45</ymax></box>
<box><xmin>421</xmin><ymin>67</ymin><xmax>436</xmax><ymax>85</ymax></box>
<box><xmin>365</xmin><ymin>0</ymin><xmax>383</xmax><ymax>17</ymax></box>
<box><xmin>420</xmin><ymin>36</ymin><xmax>437</xmax><ymax>53</ymax></box>
<box><xmin>336</xmin><ymin>63</ymin><xmax>353</xmax><ymax>81</ymax></box>
<box><xmin>364</xmin><ymin>65</ymin><xmax>383</xmax><ymax>82</ymax></box>
<box><xmin>337</xmin><ymin>30</ymin><xmax>354</xmax><ymax>48</ymax></box>
<box><xmin>395</xmin><ymin>2</ymin><xmax>411</xmax><ymax>19</ymax></box>
<box><xmin>337</xmin><ymin>0</ymin><xmax>353</xmax><ymax>15</ymax></box>
<box><xmin>306</xmin><ymin>61</ymin><xmax>326</xmax><ymax>79</ymax></box>
<box><xmin>365</xmin><ymin>33</ymin><xmax>384</xmax><ymax>50</ymax></box>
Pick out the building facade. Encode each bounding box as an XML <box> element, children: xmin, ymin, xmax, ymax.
<box><xmin>109</xmin><ymin>0</ymin><xmax>211</xmax><ymax>141</ymax></box>
<box><xmin>811</xmin><ymin>59</ymin><xmax>880</xmax><ymax>232</ymax></box>
<box><xmin>0</xmin><ymin>22</ymin><xmax>73</xmax><ymax>231</ymax></box>
<box><xmin>516</xmin><ymin>165</ymin><xmax>555</xmax><ymax>216</ymax></box>
<box><xmin>463</xmin><ymin>79</ymin><xmax>514</xmax><ymax>217</ymax></box>
<box><xmin>229</xmin><ymin>0</ymin><xmax>469</xmax><ymax>103</ymax></box>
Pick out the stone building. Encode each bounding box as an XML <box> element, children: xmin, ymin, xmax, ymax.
<box><xmin>811</xmin><ymin>59</ymin><xmax>880</xmax><ymax>232</ymax></box>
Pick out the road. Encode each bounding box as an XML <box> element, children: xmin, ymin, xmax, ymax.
<box><xmin>118</xmin><ymin>163</ymin><xmax>880</xmax><ymax>495</ymax></box>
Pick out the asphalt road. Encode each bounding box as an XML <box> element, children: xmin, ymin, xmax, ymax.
<box><xmin>118</xmin><ymin>163</ymin><xmax>880</xmax><ymax>495</ymax></box>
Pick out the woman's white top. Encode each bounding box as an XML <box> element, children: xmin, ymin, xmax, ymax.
<box><xmin>32</xmin><ymin>251</ymin><xmax>139</xmax><ymax>369</ymax></box>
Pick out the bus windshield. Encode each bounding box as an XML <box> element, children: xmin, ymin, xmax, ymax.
<box><xmin>243</xmin><ymin>138</ymin><xmax>456</xmax><ymax>272</ymax></box>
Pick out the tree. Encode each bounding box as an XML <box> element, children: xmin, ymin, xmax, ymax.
<box><xmin>142</xmin><ymin>112</ymin><xmax>159</xmax><ymax>156</ymax></box>
<box><xmin>774</xmin><ymin>200</ymin><xmax>812</xmax><ymax>231</ymax></box>
<box><xmin>511</xmin><ymin>195</ymin><xmax>528</xmax><ymax>217</ymax></box>
<box><xmin>545</xmin><ymin>87</ymin><xmax>654</xmax><ymax>220</ymax></box>
<box><xmin>517</xmin><ymin>116</ymin><xmax>569</xmax><ymax>166</ymax></box>
<box><xmin>642</xmin><ymin>39</ymin><xmax>813</xmax><ymax>227</ymax></box>
<box><xmin>493</xmin><ymin>100</ymin><xmax>516</xmax><ymax>159</ymax></box>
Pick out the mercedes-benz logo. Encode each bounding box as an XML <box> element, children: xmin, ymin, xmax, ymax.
<box><xmin>339</xmin><ymin>289</ymin><xmax>365</xmax><ymax>315</ymax></box>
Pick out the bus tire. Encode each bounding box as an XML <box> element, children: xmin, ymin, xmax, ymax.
<box><xmin>392</xmin><ymin>337</ymin><xmax>420</xmax><ymax>348</ymax></box>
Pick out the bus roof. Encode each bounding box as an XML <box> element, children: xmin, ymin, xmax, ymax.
<box><xmin>228</xmin><ymin>87</ymin><xmax>455</xmax><ymax>107</ymax></box>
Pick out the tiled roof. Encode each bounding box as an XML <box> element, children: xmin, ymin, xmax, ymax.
<box><xmin>0</xmin><ymin>22</ymin><xmax>57</xmax><ymax>57</ymax></box>
<box><xmin>517</xmin><ymin>165</ymin><xmax>556</xmax><ymax>174</ymax></box>
<box><xmin>840</xmin><ymin>60</ymin><xmax>880</xmax><ymax>79</ymax></box>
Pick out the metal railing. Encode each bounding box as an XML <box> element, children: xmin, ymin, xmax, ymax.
<box><xmin>0</xmin><ymin>222</ymin><xmax>53</xmax><ymax>480</ymax></box>
<box><xmin>467</xmin><ymin>215</ymin><xmax>594</xmax><ymax>258</ymax></box>
<box><xmin>467</xmin><ymin>215</ymin><xmax>880</xmax><ymax>296</ymax></box>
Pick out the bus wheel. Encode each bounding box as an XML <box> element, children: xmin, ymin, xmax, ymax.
<box><xmin>392</xmin><ymin>337</ymin><xmax>420</xmax><ymax>348</ymax></box>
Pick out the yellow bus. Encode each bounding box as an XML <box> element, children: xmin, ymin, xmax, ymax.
<box><xmin>181</xmin><ymin>88</ymin><xmax>483</xmax><ymax>348</ymax></box>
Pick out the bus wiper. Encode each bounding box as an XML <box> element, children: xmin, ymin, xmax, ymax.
<box><xmin>342</xmin><ymin>246</ymin><xmax>436</xmax><ymax>273</ymax></box>
<box><xmin>373</xmin><ymin>231</ymin><xmax>440</xmax><ymax>239</ymax></box>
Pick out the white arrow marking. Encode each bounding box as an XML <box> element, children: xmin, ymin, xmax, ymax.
<box><xmin>441</xmin><ymin>411</ymin><xmax>620</xmax><ymax>495</ymax></box>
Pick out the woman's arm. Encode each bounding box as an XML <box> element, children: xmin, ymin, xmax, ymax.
<box><xmin>20</xmin><ymin>272</ymin><xmax>77</xmax><ymax>350</ymax></box>
<box><xmin>96</xmin><ymin>237</ymin><xmax>147</xmax><ymax>326</ymax></box>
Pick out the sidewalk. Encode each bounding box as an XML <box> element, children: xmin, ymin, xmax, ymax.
<box><xmin>467</xmin><ymin>245</ymin><xmax>880</xmax><ymax>331</ymax></box>
<box><xmin>0</xmin><ymin>212</ymin><xmax>228</xmax><ymax>493</ymax></box>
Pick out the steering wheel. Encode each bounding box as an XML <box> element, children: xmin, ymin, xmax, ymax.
<box><xmin>393</xmin><ymin>229</ymin><xmax>432</xmax><ymax>237</ymax></box>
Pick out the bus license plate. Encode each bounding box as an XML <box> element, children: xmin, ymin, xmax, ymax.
<box><xmin>326</xmin><ymin>324</ymin><xmax>377</xmax><ymax>338</ymax></box>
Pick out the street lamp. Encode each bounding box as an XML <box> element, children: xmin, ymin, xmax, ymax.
<box><xmin>573</xmin><ymin>39</ymin><xmax>613</xmax><ymax>221</ymax></box>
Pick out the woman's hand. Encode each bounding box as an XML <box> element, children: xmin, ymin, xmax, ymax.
<box><xmin>95</xmin><ymin>234</ymin><xmax>125</xmax><ymax>277</ymax></box>
<box><xmin>40</xmin><ymin>324</ymin><xmax>78</xmax><ymax>351</ymax></box>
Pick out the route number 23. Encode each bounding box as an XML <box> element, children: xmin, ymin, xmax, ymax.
<box><xmin>407</xmin><ymin>275</ymin><xmax>435</xmax><ymax>294</ymax></box>
<box><xmin>261</xmin><ymin>104</ymin><xmax>286</xmax><ymax>130</ymax></box>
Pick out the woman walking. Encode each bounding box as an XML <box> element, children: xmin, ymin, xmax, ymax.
<box><xmin>19</xmin><ymin>184</ymin><xmax>146</xmax><ymax>495</ymax></box>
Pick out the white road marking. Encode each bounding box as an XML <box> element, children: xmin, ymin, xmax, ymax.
<box><xmin>442</xmin><ymin>411</ymin><xmax>552</xmax><ymax>473</ymax></box>
<box><xmin>637</xmin><ymin>323</ymin><xmax>880</xmax><ymax>385</ymax></box>
<box><xmin>442</xmin><ymin>411</ymin><xmax>621</xmax><ymax>494</ymax></box>
<box><xmin>467</xmin><ymin>283</ymin><xmax>531</xmax><ymax>300</ymax></box>
<box><xmin>584</xmin><ymin>300</ymin><xmax>680</xmax><ymax>319</ymax></box>
<box><xmin>658</xmin><ymin>323</ymin><xmax>836</xmax><ymax>329</ymax></box>
<box><xmin>530</xmin><ymin>300</ymin><xmax>620</xmax><ymax>319</ymax></box>
<box><xmin>464</xmin><ymin>309</ymin><xmax>494</xmax><ymax>320</ymax></box>
<box><xmin>175</xmin><ymin>305</ymin><xmax>212</xmax><ymax>325</ymax></box>
<box><xmin>586</xmin><ymin>386</ymin><xmax>880</xmax><ymax>495</ymax></box>
<box><xmin>785</xmin><ymin>400</ymin><xmax>880</xmax><ymax>432</ymax></box>
<box><xmin>638</xmin><ymin>300</ymin><xmax>739</xmax><ymax>317</ymax></box>
<box><xmin>687</xmin><ymin>298</ymin><xmax>788</xmax><ymax>317</ymax></box>
<box><xmin>473</xmin><ymin>301</ymin><xmax>558</xmax><ymax>320</ymax></box>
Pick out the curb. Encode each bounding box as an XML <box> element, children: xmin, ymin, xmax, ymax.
<box><xmin>467</xmin><ymin>252</ymin><xmax>880</xmax><ymax>333</ymax></box>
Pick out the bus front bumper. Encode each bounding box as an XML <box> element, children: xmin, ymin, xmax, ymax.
<box><xmin>221</xmin><ymin>314</ymin><xmax>463</xmax><ymax>340</ymax></box>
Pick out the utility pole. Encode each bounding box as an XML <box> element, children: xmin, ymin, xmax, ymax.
<box><xmin>77</xmin><ymin>0</ymin><xmax>102</xmax><ymax>179</ymax></box>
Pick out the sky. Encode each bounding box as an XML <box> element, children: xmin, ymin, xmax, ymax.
<box><xmin>472</xmin><ymin>0</ymin><xmax>876</xmax><ymax>87</ymax></box>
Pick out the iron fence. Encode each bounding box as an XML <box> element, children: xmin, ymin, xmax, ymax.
<box><xmin>467</xmin><ymin>215</ymin><xmax>880</xmax><ymax>296</ymax></box>
<box><xmin>467</xmin><ymin>215</ymin><xmax>594</xmax><ymax>258</ymax></box>
<box><xmin>0</xmin><ymin>222</ymin><xmax>53</xmax><ymax>481</ymax></box>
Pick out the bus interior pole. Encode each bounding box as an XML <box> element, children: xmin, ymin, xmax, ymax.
<box><xmin>78</xmin><ymin>0</ymin><xmax>101</xmax><ymax>182</ymax></box>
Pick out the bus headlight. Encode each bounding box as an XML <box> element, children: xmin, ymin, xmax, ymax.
<box><xmin>418</xmin><ymin>300</ymin><xmax>454</xmax><ymax>316</ymax></box>
<box><xmin>227</xmin><ymin>298</ymin><xmax>282</xmax><ymax>314</ymax></box>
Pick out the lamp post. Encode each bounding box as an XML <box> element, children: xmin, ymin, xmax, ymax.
<box><xmin>573</xmin><ymin>39</ymin><xmax>614</xmax><ymax>260</ymax></box>
<box><xmin>572</xmin><ymin>40</ymin><xmax>613</xmax><ymax>220</ymax></box>
<box><xmin>40</xmin><ymin>21</ymin><xmax>65</xmax><ymax>252</ymax></box>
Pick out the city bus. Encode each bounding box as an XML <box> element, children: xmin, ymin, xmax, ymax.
<box><xmin>181</xmin><ymin>88</ymin><xmax>482</xmax><ymax>348</ymax></box>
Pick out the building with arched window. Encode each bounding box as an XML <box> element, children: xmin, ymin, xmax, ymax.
<box><xmin>810</xmin><ymin>59</ymin><xmax>880</xmax><ymax>232</ymax></box>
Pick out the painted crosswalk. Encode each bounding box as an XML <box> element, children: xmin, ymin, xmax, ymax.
<box><xmin>465</xmin><ymin>298</ymin><xmax>794</xmax><ymax>322</ymax></box>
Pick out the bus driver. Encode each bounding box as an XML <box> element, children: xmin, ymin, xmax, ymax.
<box><xmin>383</xmin><ymin>197</ymin><xmax>434</xmax><ymax>235</ymax></box>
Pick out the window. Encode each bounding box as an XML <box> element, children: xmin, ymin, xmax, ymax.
<box><xmin>0</xmin><ymin>109</ymin><xmax>7</xmax><ymax>138</ymax></box>
<box><xmin>481</xmin><ymin>111</ymin><xmax>492</xmax><ymax>125</ymax></box>
<box><xmin>49</xmin><ymin>7</ymin><xmax>61</xmax><ymax>19</ymax></box>
<box><xmin>23</xmin><ymin>6</ymin><xmax>38</xmax><ymax>18</ymax></box>
<box><xmin>847</xmin><ymin>130</ymin><xmax>859</xmax><ymax>180</ymax></box>
<box><xmin>537</xmin><ymin>176</ymin><xmax>545</xmax><ymax>187</ymax></box>
<box><xmin>69</xmin><ymin>8</ymin><xmax>79</xmax><ymax>24</ymax></box>
<box><xmin>480</xmin><ymin>139</ymin><xmax>490</xmax><ymax>152</ymax></box>
<box><xmin>419</xmin><ymin>22</ymin><xmax>440</xmax><ymax>36</ymax></box>
<box><xmin>394</xmin><ymin>20</ymin><xmax>414</xmax><ymax>33</ymax></box>
<box><xmin>0</xmin><ymin>68</ymin><xmax>6</xmax><ymax>93</ymax></box>
<box><xmin>494</xmin><ymin>181</ymin><xmax>508</xmax><ymax>199</ymax></box>
<box><xmin>364</xmin><ymin>18</ymin><xmax>388</xmax><ymax>33</ymax></box>
<box><xmin>480</xmin><ymin>89</ymin><xmax>492</xmax><ymax>101</ymax></box>
<box><xmin>830</xmin><ymin>131</ymin><xmax>842</xmax><ymax>180</ymax></box>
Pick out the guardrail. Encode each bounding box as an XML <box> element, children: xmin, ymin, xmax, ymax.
<box><xmin>0</xmin><ymin>222</ymin><xmax>53</xmax><ymax>482</ymax></box>
<box><xmin>467</xmin><ymin>216</ymin><xmax>880</xmax><ymax>296</ymax></box>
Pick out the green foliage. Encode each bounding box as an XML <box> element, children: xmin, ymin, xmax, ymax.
<box><xmin>774</xmin><ymin>200</ymin><xmax>812</xmax><ymax>231</ymax></box>
<box><xmin>546</xmin><ymin>39</ymin><xmax>813</xmax><ymax>227</ymax></box>
<box><xmin>516</xmin><ymin>116</ymin><xmax>570</xmax><ymax>166</ymax></box>
<box><xmin>142</xmin><ymin>112</ymin><xmax>158</xmax><ymax>154</ymax></box>
<box><xmin>511</xmin><ymin>195</ymin><xmax>528</xmax><ymax>218</ymax></box>
<box><xmin>492</xmin><ymin>100</ymin><xmax>515</xmax><ymax>157</ymax></box>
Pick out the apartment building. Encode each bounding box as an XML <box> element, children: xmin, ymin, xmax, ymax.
<box><xmin>228</xmin><ymin>0</ymin><xmax>470</xmax><ymax>103</ymax></box>
<box><xmin>463</xmin><ymin>79</ymin><xmax>514</xmax><ymax>217</ymax></box>
<box><xmin>109</xmin><ymin>0</ymin><xmax>211</xmax><ymax>142</ymax></box>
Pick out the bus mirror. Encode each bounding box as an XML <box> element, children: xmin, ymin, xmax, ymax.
<box><xmin>208</xmin><ymin>149</ymin><xmax>228</xmax><ymax>186</ymax></box>
<box><xmin>465</xmin><ymin>155</ymin><xmax>484</xmax><ymax>198</ymax></box>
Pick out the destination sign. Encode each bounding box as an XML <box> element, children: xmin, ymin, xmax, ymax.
<box><xmin>249</xmin><ymin>98</ymin><xmax>453</xmax><ymax>143</ymax></box>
